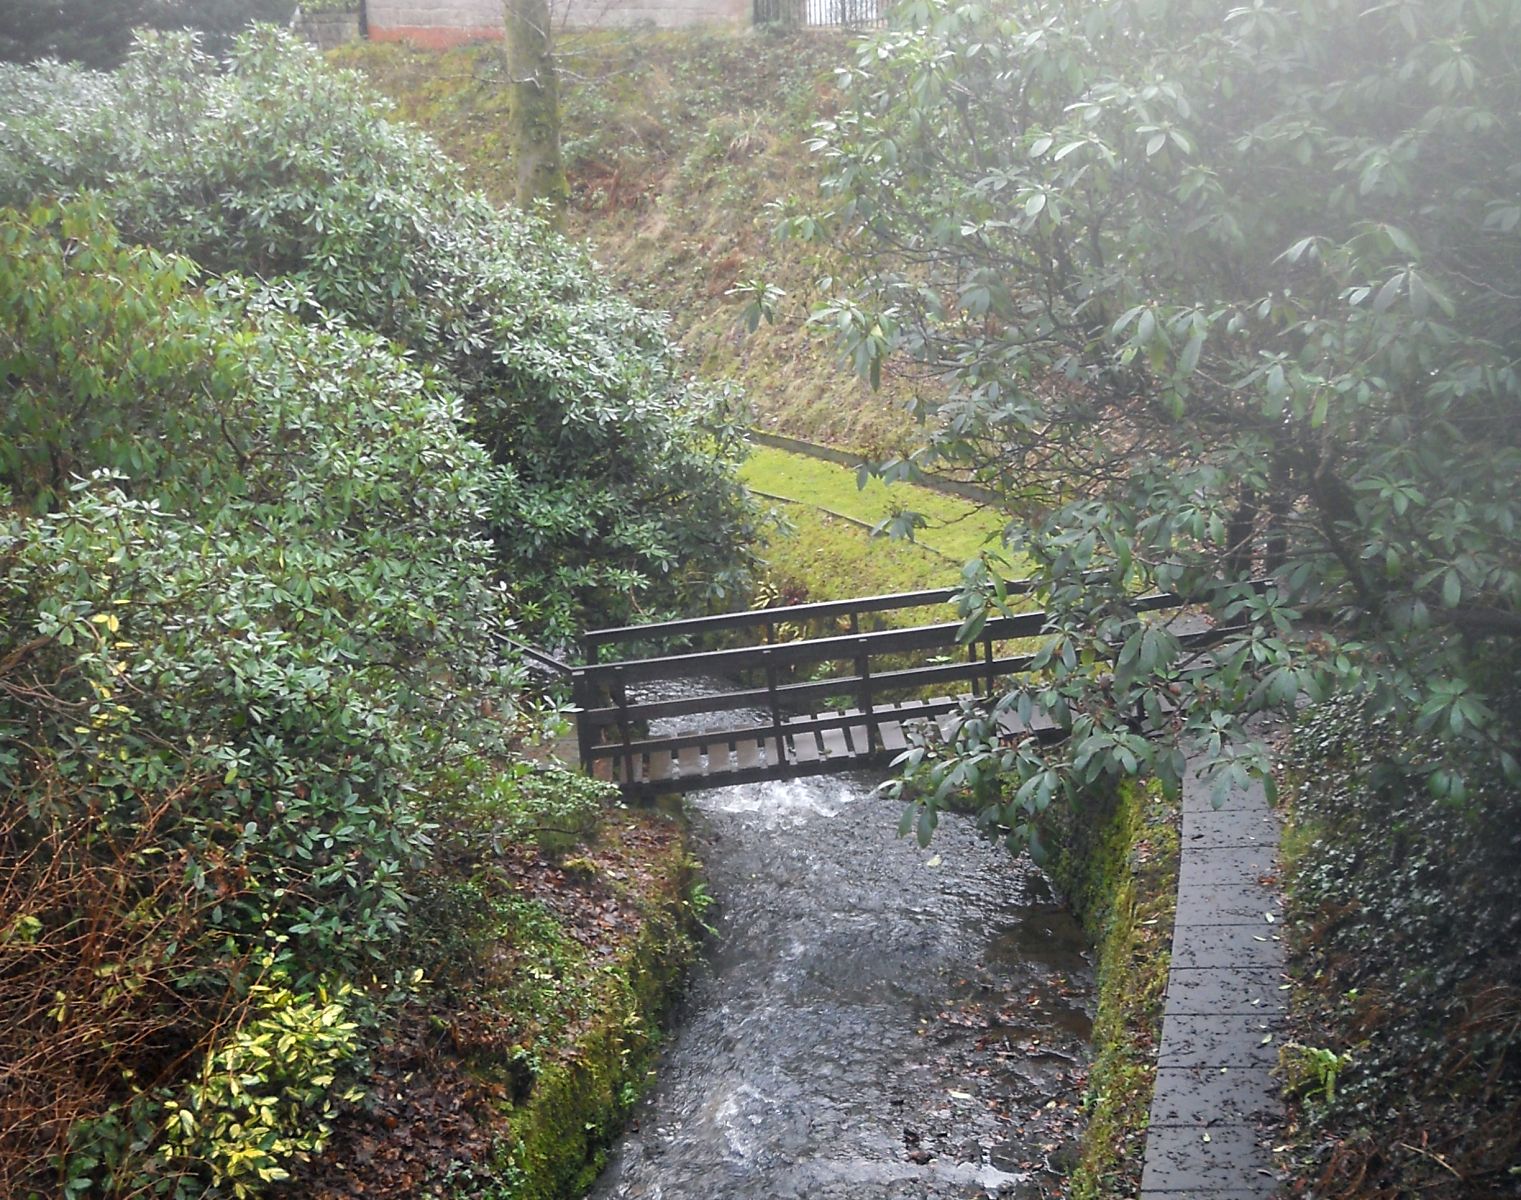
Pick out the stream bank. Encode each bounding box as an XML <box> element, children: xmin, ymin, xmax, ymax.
<box><xmin>296</xmin><ymin>806</ymin><xmax>701</xmax><ymax>1199</ymax></box>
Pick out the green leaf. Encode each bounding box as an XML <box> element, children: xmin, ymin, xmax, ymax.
<box><xmin>1442</xmin><ymin>569</ymin><xmax>1462</xmax><ymax>607</ymax></box>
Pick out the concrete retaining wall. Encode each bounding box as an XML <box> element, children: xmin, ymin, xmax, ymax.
<box><xmin>297</xmin><ymin>10</ymin><xmax>364</xmax><ymax>48</ymax></box>
<box><xmin>367</xmin><ymin>0</ymin><xmax>750</xmax><ymax>45</ymax></box>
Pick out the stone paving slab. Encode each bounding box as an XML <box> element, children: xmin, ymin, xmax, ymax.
<box><xmin>1177</xmin><ymin>846</ymin><xmax>1279</xmax><ymax>887</ymax></box>
<box><xmin>1170</xmin><ymin>923</ymin><xmax>1285</xmax><ymax>970</ymax></box>
<box><xmin>1182</xmin><ymin>807</ymin><xmax>1279</xmax><ymax>848</ymax></box>
<box><xmin>1140</xmin><ymin>1124</ymin><xmax>1277</xmax><ymax>1191</ymax></box>
<box><xmin>1164</xmin><ymin>966</ymin><xmax>1289</xmax><ymax>1015</ymax></box>
<box><xmin>1182</xmin><ymin>774</ymin><xmax>1269</xmax><ymax>814</ymax></box>
<box><xmin>1159</xmin><ymin>1014</ymin><xmax>1285</xmax><ymax>1067</ymax></box>
<box><xmin>1144</xmin><ymin>757</ymin><xmax>1283</xmax><ymax>1196</ymax></box>
<box><xmin>1175</xmin><ymin>879</ymin><xmax>1284</xmax><ymax>924</ymax></box>
<box><xmin>1149</xmin><ymin>1065</ymin><xmax>1278</xmax><ymax>1125</ymax></box>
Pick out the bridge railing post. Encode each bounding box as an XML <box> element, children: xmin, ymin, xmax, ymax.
<box><xmin>857</xmin><ymin>636</ymin><xmax>876</xmax><ymax>753</ymax></box>
<box><xmin>614</xmin><ymin>668</ymin><xmax>635</xmax><ymax>787</ymax></box>
<box><xmin>763</xmin><ymin>648</ymin><xmax>784</xmax><ymax>767</ymax></box>
<box><xmin>572</xmin><ymin>669</ymin><xmax>595</xmax><ymax>773</ymax></box>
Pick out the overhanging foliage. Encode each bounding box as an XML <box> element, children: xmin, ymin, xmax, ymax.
<box><xmin>792</xmin><ymin>0</ymin><xmax>1521</xmax><ymax>843</ymax></box>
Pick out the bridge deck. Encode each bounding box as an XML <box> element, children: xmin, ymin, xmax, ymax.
<box><xmin>588</xmin><ymin>695</ymin><xmax>1058</xmax><ymax>794</ymax></box>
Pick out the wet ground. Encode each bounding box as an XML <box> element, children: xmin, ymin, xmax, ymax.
<box><xmin>589</xmin><ymin>692</ymin><xmax>1095</xmax><ymax>1200</ymax></box>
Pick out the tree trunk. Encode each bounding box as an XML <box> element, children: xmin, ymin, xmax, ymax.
<box><xmin>502</xmin><ymin>0</ymin><xmax>568</xmax><ymax>222</ymax></box>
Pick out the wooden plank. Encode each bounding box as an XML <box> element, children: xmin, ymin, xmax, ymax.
<box><xmin>878</xmin><ymin>720</ymin><xmax>908</xmax><ymax>753</ymax></box>
<box><xmin>734</xmin><ymin>738</ymin><xmax>764</xmax><ymax>771</ymax></box>
<box><xmin>676</xmin><ymin>745</ymin><xmax>703</xmax><ymax>779</ymax></box>
<box><xmin>580</xmin><ymin>661</ymin><xmax>1050</xmax><ymax>726</ymax></box>
<box><xmin>996</xmin><ymin>709</ymin><xmax>1028</xmax><ymax>739</ymax></box>
<box><xmin>644</xmin><ymin>750</ymin><xmax>675</xmax><ymax>783</ymax></box>
<box><xmin>582</xmin><ymin>585</ymin><xmax>960</xmax><ymax>650</ymax></box>
<box><xmin>705</xmin><ymin>742</ymin><xmax>734</xmax><ymax>776</ymax></box>
<box><xmin>790</xmin><ymin>726</ymin><xmax>823</xmax><ymax>763</ymax></box>
<box><xmin>846</xmin><ymin>722</ymin><xmax>872</xmax><ymax>754</ymax></box>
<box><xmin>819</xmin><ymin>728</ymin><xmax>850</xmax><ymax>759</ymax></box>
<box><xmin>578</xmin><ymin>611</ymin><xmax>1048</xmax><ymax>684</ymax></box>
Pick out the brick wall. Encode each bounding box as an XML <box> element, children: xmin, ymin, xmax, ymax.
<box><xmin>366</xmin><ymin>0</ymin><xmax>751</xmax><ymax>46</ymax></box>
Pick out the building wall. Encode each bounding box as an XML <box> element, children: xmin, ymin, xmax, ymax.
<box><xmin>297</xmin><ymin>10</ymin><xmax>364</xmax><ymax>48</ymax></box>
<box><xmin>366</xmin><ymin>0</ymin><xmax>750</xmax><ymax>46</ymax></box>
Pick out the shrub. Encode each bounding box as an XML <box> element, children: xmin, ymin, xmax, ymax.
<box><xmin>156</xmin><ymin>977</ymin><xmax>364</xmax><ymax>1198</ymax></box>
<box><xmin>1285</xmin><ymin>694</ymin><xmax>1521</xmax><ymax>1196</ymax></box>
<box><xmin>0</xmin><ymin>201</ymin><xmax>523</xmax><ymax>1194</ymax></box>
<box><xmin>0</xmin><ymin>782</ymin><xmax>235</xmax><ymax>1198</ymax></box>
<box><xmin>0</xmin><ymin>27</ymin><xmax>764</xmax><ymax>641</ymax></box>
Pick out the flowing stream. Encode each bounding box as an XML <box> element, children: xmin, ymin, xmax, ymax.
<box><xmin>589</xmin><ymin>679</ymin><xmax>1094</xmax><ymax>1200</ymax></box>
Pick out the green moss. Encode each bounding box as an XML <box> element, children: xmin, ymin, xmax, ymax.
<box><xmin>758</xmin><ymin>500</ymin><xmax>959</xmax><ymax>598</ymax></box>
<box><xmin>499</xmin><ymin>899</ymin><xmax>691</xmax><ymax>1199</ymax></box>
<box><xmin>1046</xmin><ymin>781</ymin><xmax>1179</xmax><ymax>1200</ymax></box>
<box><xmin>479</xmin><ymin>821</ymin><xmax>696</xmax><ymax>1200</ymax></box>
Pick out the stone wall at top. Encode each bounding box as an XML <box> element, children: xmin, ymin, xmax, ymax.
<box><xmin>366</xmin><ymin>0</ymin><xmax>751</xmax><ymax>46</ymax></box>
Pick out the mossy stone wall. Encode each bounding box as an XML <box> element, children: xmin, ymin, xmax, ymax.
<box><xmin>498</xmin><ymin>864</ymin><xmax>696</xmax><ymax>1198</ymax></box>
<box><xmin>1045</xmin><ymin>782</ymin><xmax>1179</xmax><ymax>1200</ymax></box>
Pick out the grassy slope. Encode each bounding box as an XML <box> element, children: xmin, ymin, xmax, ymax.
<box><xmin>330</xmin><ymin>31</ymin><xmax>925</xmax><ymax>458</ymax></box>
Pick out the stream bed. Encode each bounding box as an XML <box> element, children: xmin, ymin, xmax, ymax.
<box><xmin>588</xmin><ymin>693</ymin><xmax>1095</xmax><ymax>1200</ymax></box>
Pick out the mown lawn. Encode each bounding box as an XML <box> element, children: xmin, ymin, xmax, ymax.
<box><xmin>741</xmin><ymin>445</ymin><xmax>1010</xmax><ymax>566</ymax></box>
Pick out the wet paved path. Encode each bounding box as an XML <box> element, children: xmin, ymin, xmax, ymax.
<box><xmin>1142</xmin><ymin>767</ymin><xmax>1284</xmax><ymax>1197</ymax></box>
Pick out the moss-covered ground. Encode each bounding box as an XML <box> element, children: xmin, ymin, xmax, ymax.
<box><xmin>293</xmin><ymin>806</ymin><xmax>699</xmax><ymax>1199</ymax></box>
<box><xmin>740</xmin><ymin>445</ymin><xmax>1018</xmax><ymax>618</ymax></box>
<box><xmin>742</xmin><ymin>445</ymin><xmax>1008</xmax><ymax>563</ymax></box>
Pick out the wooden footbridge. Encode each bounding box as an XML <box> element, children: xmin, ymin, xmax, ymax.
<box><xmin>522</xmin><ymin>583</ymin><xmax>1217</xmax><ymax>797</ymax></box>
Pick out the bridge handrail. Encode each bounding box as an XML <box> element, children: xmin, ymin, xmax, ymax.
<box><xmin>573</xmin><ymin>592</ymin><xmax>1182</xmax><ymax>685</ymax></box>
<box><xmin>578</xmin><ymin>650</ymin><xmax>1040</xmax><ymax>728</ymax></box>
<box><xmin>581</xmin><ymin>586</ymin><xmax>956</xmax><ymax>661</ymax></box>
<box><xmin>580</xmin><ymin>695</ymin><xmax>1065</xmax><ymax>762</ymax></box>
<box><xmin>578</xmin><ymin>578</ymin><xmax>1047</xmax><ymax>662</ymax></box>
<box><xmin>512</xmin><ymin>641</ymin><xmax>575</xmax><ymax>677</ymax></box>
